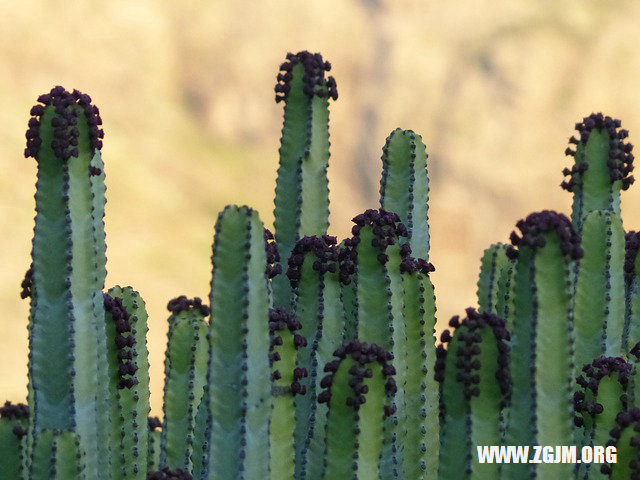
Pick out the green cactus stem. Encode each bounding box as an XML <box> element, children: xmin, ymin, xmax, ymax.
<box><xmin>25</xmin><ymin>86</ymin><xmax>109</xmax><ymax>478</ymax></box>
<box><xmin>624</xmin><ymin>232</ymin><xmax>640</xmax><ymax>350</ymax></box>
<box><xmin>379</xmin><ymin>128</ymin><xmax>430</xmax><ymax>259</ymax></box>
<box><xmin>600</xmin><ymin>408</ymin><xmax>640</xmax><ymax>479</ymax></box>
<box><xmin>160</xmin><ymin>296</ymin><xmax>210</xmax><ymax>472</ymax></box>
<box><xmin>435</xmin><ymin>308</ymin><xmax>510</xmax><ymax>480</ymax></box>
<box><xmin>207</xmin><ymin>205</ymin><xmax>271</xmax><ymax>480</ymax></box>
<box><xmin>400</xmin><ymin>262</ymin><xmax>439</xmax><ymax>479</ymax></box>
<box><xmin>476</xmin><ymin>243</ymin><xmax>512</xmax><ymax>315</ymax></box>
<box><xmin>29</xmin><ymin>429</ymin><xmax>84</xmax><ymax>480</ymax></box>
<box><xmin>318</xmin><ymin>340</ymin><xmax>397</xmax><ymax>480</ymax></box>
<box><xmin>574</xmin><ymin>356</ymin><xmax>632</xmax><ymax>480</ymax></box>
<box><xmin>286</xmin><ymin>235</ymin><xmax>346</xmax><ymax>480</ymax></box>
<box><xmin>190</xmin><ymin>385</ymin><xmax>210</xmax><ymax>480</ymax></box>
<box><xmin>104</xmin><ymin>286</ymin><xmax>150</xmax><ymax>480</ymax></box>
<box><xmin>272</xmin><ymin>51</ymin><xmax>337</xmax><ymax>309</ymax></box>
<box><xmin>504</xmin><ymin>211</ymin><xmax>582</xmax><ymax>479</ymax></box>
<box><xmin>148</xmin><ymin>417</ymin><xmax>162</xmax><ymax>473</ymax></box>
<box><xmin>0</xmin><ymin>402</ymin><xmax>28</xmax><ymax>479</ymax></box>
<box><xmin>268</xmin><ymin>307</ymin><xmax>308</xmax><ymax>480</ymax></box>
<box><xmin>573</xmin><ymin>210</ymin><xmax>625</xmax><ymax>371</ymax></box>
<box><xmin>561</xmin><ymin>113</ymin><xmax>634</xmax><ymax>229</ymax></box>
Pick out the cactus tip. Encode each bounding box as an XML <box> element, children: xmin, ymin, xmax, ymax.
<box><xmin>166</xmin><ymin>295</ymin><xmax>211</xmax><ymax>317</ymax></box>
<box><xmin>508</xmin><ymin>210</ymin><xmax>583</xmax><ymax>259</ymax></box>
<box><xmin>275</xmin><ymin>51</ymin><xmax>338</xmax><ymax>103</ymax></box>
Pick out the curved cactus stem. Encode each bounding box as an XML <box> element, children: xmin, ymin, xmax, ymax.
<box><xmin>206</xmin><ymin>205</ymin><xmax>271</xmax><ymax>480</ymax></box>
<box><xmin>401</xmin><ymin>271</ymin><xmax>438</xmax><ymax>479</ymax></box>
<box><xmin>104</xmin><ymin>286</ymin><xmax>150</xmax><ymax>480</ymax></box>
<box><xmin>272</xmin><ymin>52</ymin><xmax>335</xmax><ymax>309</ymax></box>
<box><xmin>601</xmin><ymin>409</ymin><xmax>640</xmax><ymax>479</ymax></box>
<box><xmin>380</xmin><ymin>128</ymin><xmax>430</xmax><ymax>260</ymax></box>
<box><xmin>160</xmin><ymin>298</ymin><xmax>210</xmax><ymax>472</ymax></box>
<box><xmin>30</xmin><ymin>430</ymin><xmax>84</xmax><ymax>480</ymax></box>
<box><xmin>320</xmin><ymin>341</ymin><xmax>396</xmax><ymax>480</ymax></box>
<box><xmin>574</xmin><ymin>210</ymin><xmax>625</xmax><ymax>372</ymax></box>
<box><xmin>476</xmin><ymin>243</ymin><xmax>512</xmax><ymax>314</ymax></box>
<box><xmin>26</xmin><ymin>88</ymin><xmax>109</xmax><ymax>479</ymax></box>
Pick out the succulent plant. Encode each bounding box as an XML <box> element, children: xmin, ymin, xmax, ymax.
<box><xmin>4</xmin><ymin>51</ymin><xmax>640</xmax><ymax>480</ymax></box>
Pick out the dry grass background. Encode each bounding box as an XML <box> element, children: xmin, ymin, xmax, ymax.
<box><xmin>1</xmin><ymin>0</ymin><xmax>640</xmax><ymax>416</ymax></box>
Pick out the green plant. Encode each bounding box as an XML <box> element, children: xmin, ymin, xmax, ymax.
<box><xmin>4</xmin><ymin>52</ymin><xmax>640</xmax><ymax>480</ymax></box>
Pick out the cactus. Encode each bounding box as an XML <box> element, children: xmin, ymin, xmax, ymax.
<box><xmin>161</xmin><ymin>297</ymin><xmax>209</xmax><ymax>472</ymax></box>
<box><xmin>7</xmin><ymin>55</ymin><xmax>640</xmax><ymax>480</ymax></box>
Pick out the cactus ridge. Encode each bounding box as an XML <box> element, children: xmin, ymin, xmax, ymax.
<box><xmin>25</xmin><ymin>85</ymin><xmax>104</xmax><ymax>161</ymax></box>
<box><xmin>275</xmin><ymin>51</ymin><xmax>337</xmax><ymax>103</ymax></box>
<box><xmin>562</xmin><ymin>113</ymin><xmax>634</xmax><ymax>192</ymax></box>
<box><xmin>507</xmin><ymin>210</ymin><xmax>583</xmax><ymax>260</ymax></box>
<box><xmin>104</xmin><ymin>293</ymin><xmax>139</xmax><ymax>390</ymax></box>
<box><xmin>269</xmin><ymin>307</ymin><xmax>309</xmax><ymax>395</ymax></box>
<box><xmin>264</xmin><ymin>228</ymin><xmax>282</xmax><ymax>279</ymax></box>
<box><xmin>601</xmin><ymin>407</ymin><xmax>640</xmax><ymax>477</ymax></box>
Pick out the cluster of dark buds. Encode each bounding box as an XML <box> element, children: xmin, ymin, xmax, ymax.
<box><xmin>275</xmin><ymin>51</ymin><xmax>338</xmax><ymax>102</ymax></box>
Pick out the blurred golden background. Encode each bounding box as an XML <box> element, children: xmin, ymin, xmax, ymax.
<box><xmin>2</xmin><ymin>0</ymin><xmax>640</xmax><ymax>416</ymax></box>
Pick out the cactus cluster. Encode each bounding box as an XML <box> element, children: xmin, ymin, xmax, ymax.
<box><xmin>2</xmin><ymin>50</ymin><xmax>640</xmax><ymax>479</ymax></box>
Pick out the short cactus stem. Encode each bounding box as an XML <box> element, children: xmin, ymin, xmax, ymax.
<box><xmin>476</xmin><ymin>243</ymin><xmax>513</xmax><ymax>315</ymax></box>
<box><xmin>379</xmin><ymin>128</ymin><xmax>430</xmax><ymax>260</ymax></box>
<box><xmin>319</xmin><ymin>340</ymin><xmax>396</xmax><ymax>480</ymax></box>
<box><xmin>436</xmin><ymin>308</ymin><xmax>510</xmax><ymax>480</ymax></box>
<box><xmin>574</xmin><ymin>356</ymin><xmax>632</xmax><ymax>480</ymax></box>
<box><xmin>504</xmin><ymin>211</ymin><xmax>581</xmax><ymax>479</ymax></box>
<box><xmin>26</xmin><ymin>86</ymin><xmax>109</xmax><ymax>479</ymax></box>
<box><xmin>104</xmin><ymin>287</ymin><xmax>151</xmax><ymax>480</ymax></box>
<box><xmin>600</xmin><ymin>408</ymin><xmax>640</xmax><ymax>479</ymax></box>
<box><xmin>160</xmin><ymin>296</ymin><xmax>210</xmax><ymax>472</ymax></box>
<box><xmin>272</xmin><ymin>51</ymin><xmax>336</xmax><ymax>310</ymax></box>
<box><xmin>148</xmin><ymin>417</ymin><xmax>162</xmax><ymax>473</ymax></box>
<box><xmin>286</xmin><ymin>235</ymin><xmax>345</xmax><ymax>480</ymax></box>
<box><xmin>268</xmin><ymin>307</ymin><xmax>308</xmax><ymax>480</ymax></box>
<box><xmin>0</xmin><ymin>402</ymin><xmax>28</xmax><ymax>479</ymax></box>
<box><xmin>562</xmin><ymin>113</ymin><xmax>634</xmax><ymax>229</ymax></box>
<box><xmin>206</xmin><ymin>205</ymin><xmax>271</xmax><ymax>480</ymax></box>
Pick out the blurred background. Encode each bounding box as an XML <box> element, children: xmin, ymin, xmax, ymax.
<box><xmin>1</xmin><ymin>0</ymin><xmax>640</xmax><ymax>416</ymax></box>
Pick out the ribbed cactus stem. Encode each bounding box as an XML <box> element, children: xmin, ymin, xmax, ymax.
<box><xmin>286</xmin><ymin>235</ymin><xmax>345</xmax><ymax>480</ymax></box>
<box><xmin>574</xmin><ymin>210</ymin><xmax>625</xmax><ymax>371</ymax></box>
<box><xmin>104</xmin><ymin>287</ymin><xmax>150</xmax><ymax>480</ymax></box>
<box><xmin>272</xmin><ymin>51</ymin><xmax>336</xmax><ymax>309</ymax></box>
<box><xmin>436</xmin><ymin>309</ymin><xmax>510</xmax><ymax>480</ymax></box>
<box><xmin>190</xmin><ymin>386</ymin><xmax>210</xmax><ymax>480</ymax></box>
<box><xmin>160</xmin><ymin>296</ymin><xmax>210</xmax><ymax>472</ymax></box>
<box><xmin>562</xmin><ymin>113</ymin><xmax>634</xmax><ymax>229</ymax></box>
<box><xmin>600</xmin><ymin>408</ymin><xmax>640</xmax><ymax>479</ymax></box>
<box><xmin>0</xmin><ymin>402</ymin><xmax>28</xmax><ymax>479</ymax></box>
<box><xmin>25</xmin><ymin>86</ymin><xmax>109</xmax><ymax>479</ymax></box>
<box><xmin>574</xmin><ymin>356</ymin><xmax>632</xmax><ymax>480</ymax></box>
<box><xmin>380</xmin><ymin>128</ymin><xmax>430</xmax><ymax>259</ymax></box>
<box><xmin>207</xmin><ymin>205</ymin><xmax>271</xmax><ymax>480</ymax></box>
<box><xmin>624</xmin><ymin>232</ymin><xmax>640</xmax><ymax>350</ymax></box>
<box><xmin>148</xmin><ymin>417</ymin><xmax>162</xmax><ymax>473</ymax></box>
<box><xmin>504</xmin><ymin>211</ymin><xmax>582</xmax><ymax>479</ymax></box>
<box><xmin>29</xmin><ymin>430</ymin><xmax>84</xmax><ymax>480</ymax></box>
<box><xmin>268</xmin><ymin>308</ymin><xmax>308</xmax><ymax>480</ymax></box>
<box><xmin>476</xmin><ymin>243</ymin><xmax>512</xmax><ymax>315</ymax></box>
<box><xmin>401</xmin><ymin>267</ymin><xmax>438</xmax><ymax>479</ymax></box>
<box><xmin>319</xmin><ymin>340</ymin><xmax>396</xmax><ymax>480</ymax></box>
